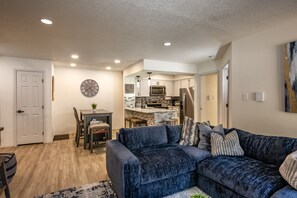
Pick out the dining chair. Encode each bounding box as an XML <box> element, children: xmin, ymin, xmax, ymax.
<box><xmin>73</xmin><ymin>107</ymin><xmax>84</xmax><ymax>147</ymax></box>
<box><xmin>0</xmin><ymin>153</ymin><xmax>17</xmax><ymax>198</ymax></box>
<box><xmin>88</xmin><ymin>123</ymin><xmax>110</xmax><ymax>153</ymax></box>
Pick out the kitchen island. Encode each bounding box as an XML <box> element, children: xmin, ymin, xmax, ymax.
<box><xmin>125</xmin><ymin>107</ymin><xmax>177</xmax><ymax>126</ymax></box>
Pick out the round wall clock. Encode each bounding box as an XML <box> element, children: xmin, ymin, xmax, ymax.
<box><xmin>80</xmin><ymin>79</ymin><xmax>99</xmax><ymax>97</ymax></box>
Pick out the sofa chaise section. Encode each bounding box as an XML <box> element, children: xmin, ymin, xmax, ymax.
<box><xmin>197</xmin><ymin>128</ymin><xmax>297</xmax><ymax>198</ymax></box>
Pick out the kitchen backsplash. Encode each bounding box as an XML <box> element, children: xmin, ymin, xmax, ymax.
<box><xmin>124</xmin><ymin>96</ymin><xmax>135</xmax><ymax>108</ymax></box>
<box><xmin>125</xmin><ymin>96</ymin><xmax>180</xmax><ymax>108</ymax></box>
<box><xmin>135</xmin><ymin>96</ymin><xmax>165</xmax><ymax>107</ymax></box>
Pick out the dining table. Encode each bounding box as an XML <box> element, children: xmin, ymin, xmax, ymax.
<box><xmin>80</xmin><ymin>109</ymin><xmax>113</xmax><ymax>149</ymax></box>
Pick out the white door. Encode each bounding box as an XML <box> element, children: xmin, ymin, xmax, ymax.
<box><xmin>200</xmin><ymin>73</ymin><xmax>218</xmax><ymax>125</ymax></box>
<box><xmin>222</xmin><ymin>64</ymin><xmax>229</xmax><ymax>127</ymax></box>
<box><xmin>16</xmin><ymin>71</ymin><xmax>44</xmax><ymax>145</ymax></box>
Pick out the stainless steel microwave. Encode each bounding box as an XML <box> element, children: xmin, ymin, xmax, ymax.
<box><xmin>150</xmin><ymin>86</ymin><xmax>166</xmax><ymax>96</ymax></box>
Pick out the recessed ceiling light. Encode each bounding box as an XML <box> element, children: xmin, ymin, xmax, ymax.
<box><xmin>70</xmin><ymin>63</ymin><xmax>76</xmax><ymax>67</ymax></box>
<box><xmin>41</xmin><ymin>18</ymin><xmax>53</xmax><ymax>25</ymax></box>
<box><xmin>106</xmin><ymin>66</ymin><xmax>112</xmax><ymax>70</ymax></box>
<box><xmin>71</xmin><ymin>54</ymin><xmax>79</xmax><ymax>59</ymax></box>
<box><xmin>164</xmin><ymin>42</ymin><xmax>171</xmax><ymax>46</ymax></box>
<box><xmin>114</xmin><ymin>59</ymin><xmax>121</xmax><ymax>64</ymax></box>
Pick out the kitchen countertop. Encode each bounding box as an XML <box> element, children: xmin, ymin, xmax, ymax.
<box><xmin>125</xmin><ymin>107</ymin><xmax>176</xmax><ymax>114</ymax></box>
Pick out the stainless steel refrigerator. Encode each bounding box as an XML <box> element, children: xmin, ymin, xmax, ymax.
<box><xmin>180</xmin><ymin>87</ymin><xmax>194</xmax><ymax>122</ymax></box>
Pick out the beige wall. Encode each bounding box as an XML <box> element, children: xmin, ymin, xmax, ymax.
<box><xmin>196</xmin><ymin>46</ymin><xmax>231</xmax><ymax>125</ymax></box>
<box><xmin>0</xmin><ymin>56</ymin><xmax>53</xmax><ymax>147</ymax></box>
<box><xmin>52</xmin><ymin>67</ymin><xmax>123</xmax><ymax>135</ymax></box>
<box><xmin>201</xmin><ymin>73</ymin><xmax>218</xmax><ymax>125</ymax></box>
<box><xmin>231</xmin><ymin>18</ymin><xmax>297</xmax><ymax>137</ymax></box>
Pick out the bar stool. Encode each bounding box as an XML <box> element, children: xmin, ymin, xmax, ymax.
<box><xmin>88</xmin><ymin>123</ymin><xmax>110</xmax><ymax>153</ymax></box>
<box><xmin>125</xmin><ymin>117</ymin><xmax>132</xmax><ymax>128</ymax></box>
<box><xmin>162</xmin><ymin>119</ymin><xmax>178</xmax><ymax>125</ymax></box>
<box><xmin>130</xmin><ymin>118</ymin><xmax>147</xmax><ymax>128</ymax></box>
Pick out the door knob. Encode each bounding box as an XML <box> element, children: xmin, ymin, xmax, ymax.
<box><xmin>17</xmin><ymin>110</ymin><xmax>24</xmax><ymax>113</ymax></box>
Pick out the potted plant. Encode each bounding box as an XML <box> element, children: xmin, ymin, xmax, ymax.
<box><xmin>91</xmin><ymin>103</ymin><xmax>97</xmax><ymax>112</ymax></box>
<box><xmin>190</xmin><ymin>194</ymin><xmax>208</xmax><ymax>198</ymax></box>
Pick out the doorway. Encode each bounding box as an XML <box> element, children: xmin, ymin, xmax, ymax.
<box><xmin>200</xmin><ymin>73</ymin><xmax>218</xmax><ymax>125</ymax></box>
<box><xmin>222</xmin><ymin>64</ymin><xmax>229</xmax><ymax>128</ymax></box>
<box><xmin>16</xmin><ymin>70</ymin><xmax>44</xmax><ymax>145</ymax></box>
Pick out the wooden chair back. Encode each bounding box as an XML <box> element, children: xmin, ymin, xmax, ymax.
<box><xmin>73</xmin><ymin>107</ymin><xmax>80</xmax><ymax>125</ymax></box>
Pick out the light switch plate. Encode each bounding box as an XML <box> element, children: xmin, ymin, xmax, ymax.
<box><xmin>256</xmin><ymin>92</ymin><xmax>265</xmax><ymax>102</ymax></box>
<box><xmin>242</xmin><ymin>93</ymin><xmax>248</xmax><ymax>101</ymax></box>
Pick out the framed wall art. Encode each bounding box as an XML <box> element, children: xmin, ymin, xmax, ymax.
<box><xmin>284</xmin><ymin>40</ymin><xmax>297</xmax><ymax>113</ymax></box>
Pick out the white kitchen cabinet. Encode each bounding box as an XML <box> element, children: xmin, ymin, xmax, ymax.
<box><xmin>173</xmin><ymin>80</ymin><xmax>180</xmax><ymax>96</ymax></box>
<box><xmin>189</xmin><ymin>78</ymin><xmax>195</xmax><ymax>87</ymax></box>
<box><xmin>172</xmin><ymin>78</ymin><xmax>195</xmax><ymax>96</ymax></box>
<box><xmin>165</xmin><ymin>81</ymin><xmax>173</xmax><ymax>96</ymax></box>
<box><xmin>153</xmin><ymin>80</ymin><xmax>166</xmax><ymax>86</ymax></box>
<box><xmin>151</xmin><ymin>79</ymin><xmax>157</xmax><ymax>86</ymax></box>
<box><xmin>140</xmin><ymin>78</ymin><xmax>150</xmax><ymax>96</ymax></box>
<box><xmin>180</xmin><ymin>79</ymin><xmax>189</xmax><ymax>88</ymax></box>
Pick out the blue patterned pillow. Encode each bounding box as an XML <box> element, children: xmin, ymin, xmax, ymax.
<box><xmin>198</xmin><ymin>123</ymin><xmax>224</xmax><ymax>151</ymax></box>
<box><xmin>179</xmin><ymin>117</ymin><xmax>199</xmax><ymax>146</ymax></box>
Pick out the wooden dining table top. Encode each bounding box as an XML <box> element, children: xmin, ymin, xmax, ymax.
<box><xmin>80</xmin><ymin>109</ymin><xmax>113</xmax><ymax>115</ymax></box>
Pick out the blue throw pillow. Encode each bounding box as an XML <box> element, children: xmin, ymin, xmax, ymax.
<box><xmin>198</xmin><ymin>123</ymin><xmax>224</xmax><ymax>151</ymax></box>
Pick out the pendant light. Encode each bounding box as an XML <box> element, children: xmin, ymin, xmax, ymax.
<box><xmin>136</xmin><ymin>76</ymin><xmax>140</xmax><ymax>88</ymax></box>
<box><xmin>147</xmin><ymin>72</ymin><xmax>152</xmax><ymax>86</ymax></box>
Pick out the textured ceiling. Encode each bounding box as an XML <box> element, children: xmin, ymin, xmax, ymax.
<box><xmin>1</xmin><ymin>0</ymin><xmax>297</xmax><ymax>70</ymax></box>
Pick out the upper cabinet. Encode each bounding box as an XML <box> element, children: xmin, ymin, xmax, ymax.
<box><xmin>172</xmin><ymin>77</ymin><xmax>195</xmax><ymax>96</ymax></box>
<box><xmin>165</xmin><ymin>81</ymin><xmax>173</xmax><ymax>96</ymax></box>
<box><xmin>126</xmin><ymin>75</ymin><xmax>195</xmax><ymax>97</ymax></box>
<box><xmin>173</xmin><ymin>80</ymin><xmax>180</xmax><ymax>96</ymax></box>
<box><xmin>180</xmin><ymin>79</ymin><xmax>188</xmax><ymax>88</ymax></box>
<box><xmin>189</xmin><ymin>78</ymin><xmax>195</xmax><ymax>87</ymax></box>
<box><xmin>140</xmin><ymin>78</ymin><xmax>150</xmax><ymax>96</ymax></box>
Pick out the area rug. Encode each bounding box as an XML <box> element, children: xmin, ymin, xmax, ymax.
<box><xmin>36</xmin><ymin>180</ymin><xmax>210</xmax><ymax>198</ymax></box>
<box><xmin>35</xmin><ymin>180</ymin><xmax>116</xmax><ymax>198</ymax></box>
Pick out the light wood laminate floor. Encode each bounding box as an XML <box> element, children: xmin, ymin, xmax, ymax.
<box><xmin>0</xmin><ymin>132</ymin><xmax>117</xmax><ymax>198</ymax></box>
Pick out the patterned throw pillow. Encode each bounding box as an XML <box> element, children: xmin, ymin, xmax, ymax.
<box><xmin>179</xmin><ymin>116</ymin><xmax>199</xmax><ymax>146</ymax></box>
<box><xmin>279</xmin><ymin>151</ymin><xmax>297</xmax><ymax>190</ymax></box>
<box><xmin>210</xmin><ymin>130</ymin><xmax>244</xmax><ymax>156</ymax></box>
<box><xmin>198</xmin><ymin>123</ymin><xmax>224</xmax><ymax>151</ymax></box>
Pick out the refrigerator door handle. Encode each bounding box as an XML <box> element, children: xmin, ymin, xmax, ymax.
<box><xmin>182</xmin><ymin>92</ymin><xmax>186</xmax><ymax>117</ymax></box>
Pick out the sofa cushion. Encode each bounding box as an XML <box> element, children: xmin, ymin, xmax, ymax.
<box><xmin>166</xmin><ymin>125</ymin><xmax>182</xmax><ymax>144</ymax></box>
<box><xmin>178</xmin><ymin>145</ymin><xmax>212</xmax><ymax>163</ymax></box>
<box><xmin>179</xmin><ymin>117</ymin><xmax>199</xmax><ymax>146</ymax></box>
<box><xmin>271</xmin><ymin>186</ymin><xmax>297</xmax><ymax>198</ymax></box>
<box><xmin>236</xmin><ymin>128</ymin><xmax>297</xmax><ymax>166</ymax></box>
<box><xmin>119</xmin><ymin>125</ymin><xmax>168</xmax><ymax>150</ymax></box>
<box><xmin>198</xmin><ymin>123</ymin><xmax>224</xmax><ymax>151</ymax></box>
<box><xmin>132</xmin><ymin>145</ymin><xmax>196</xmax><ymax>185</ymax></box>
<box><xmin>279</xmin><ymin>151</ymin><xmax>297</xmax><ymax>190</ymax></box>
<box><xmin>197</xmin><ymin>156</ymin><xmax>287</xmax><ymax>198</ymax></box>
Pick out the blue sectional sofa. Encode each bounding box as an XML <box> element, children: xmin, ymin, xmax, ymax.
<box><xmin>106</xmin><ymin>125</ymin><xmax>297</xmax><ymax>198</ymax></box>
